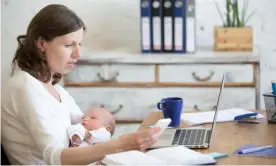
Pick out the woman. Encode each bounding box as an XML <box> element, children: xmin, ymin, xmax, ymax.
<box><xmin>1</xmin><ymin>4</ymin><xmax>161</xmax><ymax>165</ymax></box>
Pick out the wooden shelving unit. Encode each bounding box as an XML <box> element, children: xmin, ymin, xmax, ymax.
<box><xmin>64</xmin><ymin>51</ymin><xmax>261</xmax><ymax>112</ymax></box>
<box><xmin>64</xmin><ymin>81</ymin><xmax>255</xmax><ymax>88</ymax></box>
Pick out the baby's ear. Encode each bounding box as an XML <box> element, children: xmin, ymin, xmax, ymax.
<box><xmin>105</xmin><ymin>126</ymin><xmax>111</xmax><ymax>132</ymax></box>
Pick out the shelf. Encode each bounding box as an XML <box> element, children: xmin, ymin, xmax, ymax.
<box><xmin>64</xmin><ymin>82</ymin><xmax>255</xmax><ymax>88</ymax></box>
<box><xmin>77</xmin><ymin>49</ymin><xmax>260</xmax><ymax>65</ymax></box>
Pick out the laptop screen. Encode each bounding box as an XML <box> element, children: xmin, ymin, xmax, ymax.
<box><xmin>209</xmin><ymin>74</ymin><xmax>225</xmax><ymax>144</ymax></box>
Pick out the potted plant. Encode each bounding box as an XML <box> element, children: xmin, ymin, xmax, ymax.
<box><xmin>213</xmin><ymin>0</ymin><xmax>256</xmax><ymax>51</ymax></box>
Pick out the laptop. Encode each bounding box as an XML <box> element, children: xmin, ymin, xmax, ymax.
<box><xmin>151</xmin><ymin>74</ymin><xmax>225</xmax><ymax>149</ymax></box>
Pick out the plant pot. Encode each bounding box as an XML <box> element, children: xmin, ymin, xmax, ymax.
<box><xmin>213</xmin><ymin>27</ymin><xmax>253</xmax><ymax>52</ymax></box>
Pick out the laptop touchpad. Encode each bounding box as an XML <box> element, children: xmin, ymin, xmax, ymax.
<box><xmin>158</xmin><ymin>129</ymin><xmax>175</xmax><ymax>141</ymax></box>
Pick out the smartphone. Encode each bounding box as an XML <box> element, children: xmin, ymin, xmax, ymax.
<box><xmin>153</xmin><ymin>118</ymin><xmax>171</xmax><ymax>132</ymax></box>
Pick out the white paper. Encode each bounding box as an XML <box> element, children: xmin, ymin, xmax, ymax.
<box><xmin>142</xmin><ymin>17</ymin><xmax>150</xmax><ymax>50</ymax></box>
<box><xmin>102</xmin><ymin>146</ymin><xmax>215</xmax><ymax>165</ymax></box>
<box><xmin>102</xmin><ymin>150</ymin><xmax>165</xmax><ymax>165</ymax></box>
<box><xmin>146</xmin><ymin>146</ymin><xmax>216</xmax><ymax>165</ymax></box>
<box><xmin>181</xmin><ymin>108</ymin><xmax>264</xmax><ymax>125</ymax></box>
<box><xmin>174</xmin><ymin>17</ymin><xmax>183</xmax><ymax>51</ymax></box>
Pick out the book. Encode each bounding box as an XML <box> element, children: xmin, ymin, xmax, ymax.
<box><xmin>101</xmin><ymin>146</ymin><xmax>216</xmax><ymax>165</ymax></box>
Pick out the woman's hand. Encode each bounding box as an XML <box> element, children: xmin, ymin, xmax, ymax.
<box><xmin>118</xmin><ymin>127</ymin><xmax>162</xmax><ymax>151</ymax></box>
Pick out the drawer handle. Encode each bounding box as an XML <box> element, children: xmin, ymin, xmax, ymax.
<box><xmin>192</xmin><ymin>70</ymin><xmax>215</xmax><ymax>82</ymax></box>
<box><xmin>100</xmin><ymin>104</ymin><xmax>123</xmax><ymax>115</ymax></box>
<box><xmin>97</xmin><ymin>72</ymin><xmax>120</xmax><ymax>82</ymax></box>
<box><xmin>194</xmin><ymin>104</ymin><xmax>217</xmax><ymax>111</ymax></box>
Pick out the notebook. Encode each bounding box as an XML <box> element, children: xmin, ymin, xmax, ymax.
<box><xmin>181</xmin><ymin>108</ymin><xmax>264</xmax><ymax>125</ymax></box>
<box><xmin>101</xmin><ymin>146</ymin><xmax>216</xmax><ymax>165</ymax></box>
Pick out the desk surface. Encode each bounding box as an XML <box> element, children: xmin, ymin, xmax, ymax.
<box><xmin>138</xmin><ymin>111</ymin><xmax>276</xmax><ymax>165</ymax></box>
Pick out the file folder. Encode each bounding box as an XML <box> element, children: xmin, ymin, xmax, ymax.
<box><xmin>151</xmin><ymin>0</ymin><xmax>162</xmax><ymax>53</ymax></box>
<box><xmin>174</xmin><ymin>0</ymin><xmax>186</xmax><ymax>53</ymax></box>
<box><xmin>162</xmin><ymin>0</ymin><xmax>174</xmax><ymax>52</ymax></box>
<box><xmin>141</xmin><ymin>0</ymin><xmax>152</xmax><ymax>53</ymax></box>
<box><xmin>185</xmin><ymin>0</ymin><xmax>196</xmax><ymax>53</ymax></box>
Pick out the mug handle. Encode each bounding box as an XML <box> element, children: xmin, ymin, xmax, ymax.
<box><xmin>157</xmin><ymin>102</ymin><xmax>166</xmax><ymax>110</ymax></box>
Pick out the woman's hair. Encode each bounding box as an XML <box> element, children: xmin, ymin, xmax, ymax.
<box><xmin>11</xmin><ymin>4</ymin><xmax>86</xmax><ymax>84</ymax></box>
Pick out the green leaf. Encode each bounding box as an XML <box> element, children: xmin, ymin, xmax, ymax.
<box><xmin>241</xmin><ymin>0</ymin><xmax>249</xmax><ymax>26</ymax></box>
<box><xmin>213</xmin><ymin>0</ymin><xmax>255</xmax><ymax>27</ymax></box>
<box><xmin>226</xmin><ymin>0</ymin><xmax>231</xmax><ymax>26</ymax></box>
<box><xmin>213</xmin><ymin>0</ymin><xmax>226</xmax><ymax>26</ymax></box>
<box><xmin>235</xmin><ymin>1</ymin><xmax>241</xmax><ymax>27</ymax></box>
<box><xmin>232</xmin><ymin>1</ymin><xmax>237</xmax><ymax>27</ymax></box>
<box><xmin>244</xmin><ymin>9</ymin><xmax>257</xmax><ymax>25</ymax></box>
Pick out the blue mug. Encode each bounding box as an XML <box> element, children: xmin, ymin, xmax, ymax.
<box><xmin>157</xmin><ymin>97</ymin><xmax>183</xmax><ymax>127</ymax></box>
<box><xmin>272</xmin><ymin>80</ymin><xmax>276</xmax><ymax>95</ymax></box>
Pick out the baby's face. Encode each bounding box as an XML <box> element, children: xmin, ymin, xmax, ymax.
<box><xmin>81</xmin><ymin>110</ymin><xmax>105</xmax><ymax>130</ymax></box>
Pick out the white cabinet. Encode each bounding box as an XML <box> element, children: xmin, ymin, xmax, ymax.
<box><xmin>159</xmin><ymin>64</ymin><xmax>253</xmax><ymax>83</ymax></box>
<box><xmin>66</xmin><ymin>87</ymin><xmax>255</xmax><ymax>121</ymax></box>
<box><xmin>67</xmin><ymin>64</ymin><xmax>155</xmax><ymax>83</ymax></box>
<box><xmin>64</xmin><ymin>53</ymin><xmax>260</xmax><ymax>122</ymax></box>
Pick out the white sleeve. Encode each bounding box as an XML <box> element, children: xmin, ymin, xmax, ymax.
<box><xmin>69</xmin><ymin>97</ymin><xmax>84</xmax><ymax>124</ymax></box>
<box><xmin>67</xmin><ymin>123</ymin><xmax>86</xmax><ymax>141</ymax></box>
<box><xmin>12</xmin><ymin>84</ymin><xmax>64</xmax><ymax>165</ymax></box>
<box><xmin>87</xmin><ymin>128</ymin><xmax>111</xmax><ymax>144</ymax></box>
<box><xmin>55</xmin><ymin>84</ymin><xmax>83</xmax><ymax>124</ymax></box>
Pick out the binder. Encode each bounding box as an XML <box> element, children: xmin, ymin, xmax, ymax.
<box><xmin>173</xmin><ymin>0</ymin><xmax>186</xmax><ymax>53</ymax></box>
<box><xmin>151</xmin><ymin>0</ymin><xmax>162</xmax><ymax>53</ymax></box>
<box><xmin>186</xmin><ymin>0</ymin><xmax>196</xmax><ymax>53</ymax></box>
<box><xmin>162</xmin><ymin>0</ymin><xmax>174</xmax><ymax>52</ymax></box>
<box><xmin>141</xmin><ymin>0</ymin><xmax>152</xmax><ymax>53</ymax></box>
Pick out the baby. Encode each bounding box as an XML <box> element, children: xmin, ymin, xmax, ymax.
<box><xmin>67</xmin><ymin>107</ymin><xmax>116</xmax><ymax>147</ymax></box>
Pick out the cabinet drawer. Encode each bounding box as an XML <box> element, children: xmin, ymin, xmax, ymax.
<box><xmin>66</xmin><ymin>64</ymin><xmax>155</xmax><ymax>83</ymax></box>
<box><xmin>159</xmin><ymin>64</ymin><xmax>254</xmax><ymax>83</ymax></box>
<box><xmin>66</xmin><ymin>87</ymin><xmax>255</xmax><ymax>121</ymax></box>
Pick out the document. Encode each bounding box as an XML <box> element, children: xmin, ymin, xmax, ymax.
<box><xmin>181</xmin><ymin>108</ymin><xmax>264</xmax><ymax>125</ymax></box>
<box><xmin>101</xmin><ymin>146</ymin><xmax>216</xmax><ymax>165</ymax></box>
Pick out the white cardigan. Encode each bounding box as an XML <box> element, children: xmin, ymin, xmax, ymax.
<box><xmin>1</xmin><ymin>70</ymin><xmax>84</xmax><ymax>165</ymax></box>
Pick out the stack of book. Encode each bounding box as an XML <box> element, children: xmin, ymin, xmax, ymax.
<box><xmin>140</xmin><ymin>0</ymin><xmax>196</xmax><ymax>53</ymax></box>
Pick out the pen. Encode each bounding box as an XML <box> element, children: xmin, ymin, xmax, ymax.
<box><xmin>238</xmin><ymin>145</ymin><xmax>273</xmax><ymax>154</ymax></box>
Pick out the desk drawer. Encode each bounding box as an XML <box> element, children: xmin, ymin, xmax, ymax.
<box><xmin>159</xmin><ymin>64</ymin><xmax>254</xmax><ymax>83</ymax></box>
<box><xmin>66</xmin><ymin>64</ymin><xmax>155</xmax><ymax>83</ymax></box>
<box><xmin>66</xmin><ymin>87</ymin><xmax>255</xmax><ymax>121</ymax></box>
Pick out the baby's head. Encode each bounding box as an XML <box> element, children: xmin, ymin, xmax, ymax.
<box><xmin>81</xmin><ymin>107</ymin><xmax>116</xmax><ymax>135</ymax></box>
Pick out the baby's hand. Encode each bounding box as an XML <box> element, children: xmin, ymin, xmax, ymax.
<box><xmin>71</xmin><ymin>134</ymin><xmax>82</xmax><ymax>147</ymax></box>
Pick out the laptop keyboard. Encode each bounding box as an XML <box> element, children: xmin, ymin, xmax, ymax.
<box><xmin>172</xmin><ymin>129</ymin><xmax>205</xmax><ymax>146</ymax></box>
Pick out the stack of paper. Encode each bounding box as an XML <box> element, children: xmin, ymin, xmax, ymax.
<box><xmin>181</xmin><ymin>108</ymin><xmax>264</xmax><ymax>125</ymax></box>
<box><xmin>101</xmin><ymin>146</ymin><xmax>216</xmax><ymax>165</ymax></box>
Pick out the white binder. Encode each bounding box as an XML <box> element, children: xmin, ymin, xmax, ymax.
<box><xmin>186</xmin><ymin>0</ymin><xmax>196</xmax><ymax>53</ymax></box>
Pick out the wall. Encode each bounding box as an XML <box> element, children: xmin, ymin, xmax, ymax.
<box><xmin>2</xmin><ymin>0</ymin><xmax>276</xmax><ymax>109</ymax></box>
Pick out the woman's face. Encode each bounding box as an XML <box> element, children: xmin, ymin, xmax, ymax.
<box><xmin>41</xmin><ymin>28</ymin><xmax>84</xmax><ymax>75</ymax></box>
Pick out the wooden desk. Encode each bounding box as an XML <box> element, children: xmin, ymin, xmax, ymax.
<box><xmin>138</xmin><ymin>111</ymin><xmax>276</xmax><ymax>165</ymax></box>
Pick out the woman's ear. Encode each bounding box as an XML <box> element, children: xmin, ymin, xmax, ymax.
<box><xmin>36</xmin><ymin>37</ymin><xmax>46</xmax><ymax>53</ymax></box>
